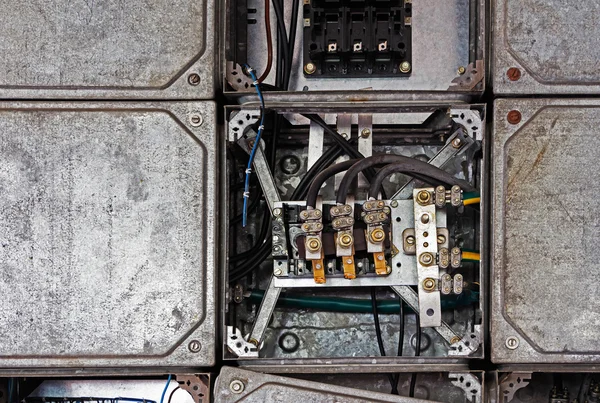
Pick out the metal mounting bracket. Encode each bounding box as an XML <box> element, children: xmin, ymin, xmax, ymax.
<box><xmin>449</xmin><ymin>373</ymin><xmax>482</xmax><ymax>403</ymax></box>
<box><xmin>498</xmin><ymin>372</ymin><xmax>532</xmax><ymax>403</ymax></box>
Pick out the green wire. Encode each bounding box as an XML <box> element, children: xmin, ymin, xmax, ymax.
<box><xmin>248</xmin><ymin>289</ymin><xmax>479</xmax><ymax>314</ymax></box>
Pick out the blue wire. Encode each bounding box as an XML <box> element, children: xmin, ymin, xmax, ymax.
<box><xmin>159</xmin><ymin>375</ymin><xmax>172</xmax><ymax>403</ymax></box>
<box><xmin>241</xmin><ymin>65</ymin><xmax>266</xmax><ymax>227</ymax></box>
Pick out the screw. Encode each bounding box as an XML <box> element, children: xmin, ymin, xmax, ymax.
<box><xmin>370</xmin><ymin>228</ymin><xmax>385</xmax><ymax>243</ymax></box>
<box><xmin>505</xmin><ymin>336</ymin><xmax>520</xmax><ymax>350</ymax></box>
<box><xmin>339</xmin><ymin>234</ymin><xmax>353</xmax><ymax>247</ymax></box>
<box><xmin>274</xmin><ymin>268</ymin><xmax>282</xmax><ymax>276</ymax></box>
<box><xmin>307</xmin><ymin>238</ymin><xmax>321</xmax><ymax>252</ymax></box>
<box><xmin>189</xmin><ymin>113</ymin><xmax>203</xmax><ymax>127</ymax></box>
<box><xmin>400</xmin><ymin>61</ymin><xmax>411</xmax><ymax>73</ymax></box>
<box><xmin>450</xmin><ymin>336</ymin><xmax>461</xmax><ymax>344</ymax></box>
<box><xmin>507</xmin><ymin>110</ymin><xmax>522</xmax><ymax>125</ymax></box>
<box><xmin>304</xmin><ymin>63</ymin><xmax>316</xmax><ymax>75</ymax></box>
<box><xmin>390</xmin><ymin>200</ymin><xmax>398</xmax><ymax>208</ymax></box>
<box><xmin>273</xmin><ymin>208</ymin><xmax>282</xmax><ymax>217</ymax></box>
<box><xmin>421</xmin><ymin>214</ymin><xmax>430</xmax><ymax>224</ymax></box>
<box><xmin>188</xmin><ymin>340</ymin><xmax>202</xmax><ymax>353</ymax></box>
<box><xmin>419</xmin><ymin>252</ymin><xmax>434</xmax><ymax>266</ymax></box>
<box><xmin>457</xmin><ymin>66</ymin><xmax>466</xmax><ymax>75</ymax></box>
<box><xmin>230</xmin><ymin>380</ymin><xmax>245</xmax><ymax>394</ymax></box>
<box><xmin>406</xmin><ymin>236</ymin><xmax>415</xmax><ymax>245</ymax></box>
<box><xmin>417</xmin><ymin>190</ymin><xmax>431</xmax><ymax>205</ymax></box>
<box><xmin>302</xmin><ymin>223</ymin><xmax>310</xmax><ymax>231</ymax></box>
<box><xmin>422</xmin><ymin>278</ymin><xmax>436</xmax><ymax>291</ymax></box>
<box><xmin>341</xmin><ymin>132</ymin><xmax>348</xmax><ymax>139</ymax></box>
<box><xmin>437</xmin><ymin>234</ymin><xmax>446</xmax><ymax>244</ymax></box>
<box><xmin>314</xmin><ymin>210</ymin><xmax>322</xmax><ymax>218</ymax></box>
<box><xmin>507</xmin><ymin>67</ymin><xmax>521</xmax><ymax>81</ymax></box>
<box><xmin>361</xmin><ymin>128</ymin><xmax>371</xmax><ymax>138</ymax></box>
<box><xmin>451</xmin><ymin>138</ymin><xmax>462</xmax><ymax>149</ymax></box>
<box><xmin>188</xmin><ymin>73</ymin><xmax>201</xmax><ymax>86</ymax></box>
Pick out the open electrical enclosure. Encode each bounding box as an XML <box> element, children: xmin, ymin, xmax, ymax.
<box><xmin>222</xmin><ymin>102</ymin><xmax>486</xmax><ymax>370</ymax></box>
<box><xmin>224</xmin><ymin>0</ymin><xmax>485</xmax><ymax>100</ymax></box>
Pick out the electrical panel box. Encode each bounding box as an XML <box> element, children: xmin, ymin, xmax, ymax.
<box><xmin>215</xmin><ymin>367</ymin><xmax>484</xmax><ymax>403</ymax></box>
<box><xmin>0</xmin><ymin>1</ymin><xmax>217</xmax><ymax>100</ymax></box>
<box><xmin>224</xmin><ymin>0</ymin><xmax>485</xmax><ymax>100</ymax></box>
<box><xmin>0</xmin><ymin>101</ymin><xmax>217</xmax><ymax>367</ymax></box>
<box><xmin>492</xmin><ymin>0</ymin><xmax>600</xmax><ymax>94</ymax></box>
<box><xmin>492</xmin><ymin>98</ymin><xmax>600</xmax><ymax>365</ymax></box>
<box><xmin>223</xmin><ymin>102</ymin><xmax>486</xmax><ymax>369</ymax></box>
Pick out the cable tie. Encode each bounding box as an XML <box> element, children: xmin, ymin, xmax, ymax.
<box><xmin>258</xmin><ymin>125</ymin><xmax>265</xmax><ymax>130</ymax></box>
<box><xmin>243</xmin><ymin>191</ymin><xmax>250</xmax><ymax>198</ymax></box>
<box><xmin>253</xmin><ymin>80</ymin><xmax>259</xmax><ymax>86</ymax></box>
<box><xmin>245</xmin><ymin>168</ymin><xmax>252</xmax><ymax>174</ymax></box>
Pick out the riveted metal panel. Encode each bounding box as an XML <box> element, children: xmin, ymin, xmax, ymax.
<box><xmin>0</xmin><ymin>1</ymin><xmax>216</xmax><ymax>99</ymax></box>
<box><xmin>492</xmin><ymin>98</ymin><xmax>600</xmax><ymax>364</ymax></box>
<box><xmin>493</xmin><ymin>0</ymin><xmax>600</xmax><ymax>94</ymax></box>
<box><xmin>0</xmin><ymin>101</ymin><xmax>217</xmax><ymax>367</ymax></box>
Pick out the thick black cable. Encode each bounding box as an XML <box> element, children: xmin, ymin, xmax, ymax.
<box><xmin>409</xmin><ymin>316</ymin><xmax>422</xmax><ymax>397</ymax></box>
<box><xmin>284</xmin><ymin>0</ymin><xmax>300</xmax><ymax>88</ymax></box>
<box><xmin>306</xmin><ymin>159</ymin><xmax>360</xmax><ymax>208</ymax></box>
<box><xmin>368</xmin><ymin>160</ymin><xmax>475</xmax><ymax>199</ymax></box>
<box><xmin>338</xmin><ymin>154</ymin><xmax>476</xmax><ymax>205</ymax></box>
<box><xmin>371</xmin><ymin>288</ymin><xmax>399</xmax><ymax>395</ymax></box>
<box><xmin>272</xmin><ymin>0</ymin><xmax>289</xmax><ymax>88</ymax></box>
<box><xmin>392</xmin><ymin>298</ymin><xmax>405</xmax><ymax>392</ymax></box>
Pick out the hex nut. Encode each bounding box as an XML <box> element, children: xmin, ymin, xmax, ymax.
<box><xmin>306</xmin><ymin>238</ymin><xmax>321</xmax><ymax>252</ymax></box>
<box><xmin>505</xmin><ymin>336</ymin><xmax>520</xmax><ymax>350</ymax></box>
<box><xmin>369</xmin><ymin>228</ymin><xmax>385</xmax><ymax>243</ymax></box>
<box><xmin>338</xmin><ymin>234</ymin><xmax>354</xmax><ymax>247</ymax></box>
<box><xmin>230</xmin><ymin>379</ymin><xmax>245</xmax><ymax>394</ymax></box>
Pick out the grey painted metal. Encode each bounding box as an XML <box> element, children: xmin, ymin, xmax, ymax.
<box><xmin>215</xmin><ymin>366</ymin><xmax>432</xmax><ymax>402</ymax></box>
<box><xmin>227</xmin><ymin>0</ymin><xmax>485</xmax><ymax>101</ymax></box>
<box><xmin>307</xmin><ymin>122</ymin><xmax>324</xmax><ymax>170</ymax></box>
<box><xmin>248</xmin><ymin>276</ymin><xmax>282</xmax><ymax>347</ymax></box>
<box><xmin>0</xmin><ymin>1</ymin><xmax>216</xmax><ymax>100</ymax></box>
<box><xmin>497</xmin><ymin>372</ymin><xmax>532</xmax><ymax>403</ymax></box>
<box><xmin>492</xmin><ymin>98</ymin><xmax>600</xmax><ymax>364</ymax></box>
<box><xmin>449</xmin><ymin>373</ymin><xmax>482</xmax><ymax>403</ymax></box>
<box><xmin>0</xmin><ymin>101</ymin><xmax>217</xmax><ymax>367</ymax></box>
<box><xmin>492</xmin><ymin>0</ymin><xmax>600</xmax><ymax>94</ymax></box>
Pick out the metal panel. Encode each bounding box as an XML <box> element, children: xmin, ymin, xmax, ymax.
<box><xmin>0</xmin><ymin>101</ymin><xmax>217</xmax><ymax>367</ymax></box>
<box><xmin>492</xmin><ymin>98</ymin><xmax>600</xmax><ymax>364</ymax></box>
<box><xmin>0</xmin><ymin>1</ymin><xmax>216</xmax><ymax>100</ymax></box>
<box><xmin>226</xmin><ymin>0</ymin><xmax>485</xmax><ymax>101</ymax></box>
<box><xmin>215</xmin><ymin>366</ymin><xmax>436</xmax><ymax>402</ymax></box>
<box><xmin>493</xmin><ymin>0</ymin><xmax>600</xmax><ymax>94</ymax></box>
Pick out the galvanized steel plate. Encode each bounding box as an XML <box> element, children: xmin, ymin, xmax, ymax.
<box><xmin>215</xmin><ymin>367</ymin><xmax>432</xmax><ymax>402</ymax></box>
<box><xmin>493</xmin><ymin>0</ymin><xmax>600</xmax><ymax>94</ymax></box>
<box><xmin>0</xmin><ymin>101</ymin><xmax>217</xmax><ymax>367</ymax></box>
<box><xmin>0</xmin><ymin>1</ymin><xmax>216</xmax><ymax>99</ymax></box>
<box><xmin>492</xmin><ymin>99</ymin><xmax>600</xmax><ymax>364</ymax></box>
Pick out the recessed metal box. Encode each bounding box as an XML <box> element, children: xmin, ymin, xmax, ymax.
<box><xmin>0</xmin><ymin>1</ymin><xmax>216</xmax><ymax>99</ymax></box>
<box><xmin>492</xmin><ymin>98</ymin><xmax>600</xmax><ymax>364</ymax></box>
<box><xmin>493</xmin><ymin>0</ymin><xmax>600</xmax><ymax>94</ymax></box>
<box><xmin>0</xmin><ymin>101</ymin><xmax>217</xmax><ymax>367</ymax></box>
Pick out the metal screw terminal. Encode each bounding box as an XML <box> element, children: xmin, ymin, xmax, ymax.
<box><xmin>307</xmin><ymin>238</ymin><xmax>321</xmax><ymax>252</ymax></box>
<box><xmin>422</xmin><ymin>278</ymin><xmax>436</xmax><ymax>291</ymax></box>
<box><xmin>399</xmin><ymin>61</ymin><xmax>411</xmax><ymax>73</ymax></box>
<box><xmin>304</xmin><ymin>63</ymin><xmax>316</xmax><ymax>75</ymax></box>
<box><xmin>416</xmin><ymin>190</ymin><xmax>431</xmax><ymax>205</ymax></box>
<box><xmin>338</xmin><ymin>233</ymin><xmax>354</xmax><ymax>247</ymax></box>
<box><xmin>230</xmin><ymin>380</ymin><xmax>245</xmax><ymax>394</ymax></box>
<box><xmin>370</xmin><ymin>228</ymin><xmax>386</xmax><ymax>243</ymax></box>
<box><xmin>361</xmin><ymin>128</ymin><xmax>371</xmax><ymax>138</ymax></box>
<box><xmin>419</xmin><ymin>252</ymin><xmax>434</xmax><ymax>266</ymax></box>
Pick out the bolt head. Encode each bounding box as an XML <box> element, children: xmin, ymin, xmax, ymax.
<box><xmin>304</xmin><ymin>63</ymin><xmax>316</xmax><ymax>74</ymax></box>
<box><xmin>437</xmin><ymin>234</ymin><xmax>446</xmax><ymax>244</ymax></box>
<box><xmin>370</xmin><ymin>228</ymin><xmax>385</xmax><ymax>243</ymax></box>
<box><xmin>188</xmin><ymin>339</ymin><xmax>202</xmax><ymax>353</ymax></box>
<box><xmin>423</xmin><ymin>278</ymin><xmax>436</xmax><ymax>291</ymax></box>
<box><xmin>307</xmin><ymin>238</ymin><xmax>321</xmax><ymax>252</ymax></box>
<box><xmin>230</xmin><ymin>380</ymin><xmax>245</xmax><ymax>394</ymax></box>
<box><xmin>400</xmin><ymin>61</ymin><xmax>411</xmax><ymax>73</ymax></box>
<box><xmin>274</xmin><ymin>268</ymin><xmax>282</xmax><ymax>276</ymax></box>
<box><xmin>505</xmin><ymin>336</ymin><xmax>520</xmax><ymax>350</ymax></box>
<box><xmin>274</xmin><ymin>208</ymin><xmax>282</xmax><ymax>217</ymax></box>
<box><xmin>361</xmin><ymin>128</ymin><xmax>371</xmax><ymax>138</ymax></box>
<box><xmin>390</xmin><ymin>200</ymin><xmax>399</xmax><ymax>208</ymax></box>
<box><xmin>417</xmin><ymin>190</ymin><xmax>431</xmax><ymax>205</ymax></box>
<box><xmin>406</xmin><ymin>236</ymin><xmax>415</xmax><ymax>245</ymax></box>
<box><xmin>457</xmin><ymin>66</ymin><xmax>466</xmax><ymax>75</ymax></box>
<box><xmin>451</xmin><ymin>138</ymin><xmax>462</xmax><ymax>149</ymax></box>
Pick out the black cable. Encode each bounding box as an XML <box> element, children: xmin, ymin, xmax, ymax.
<box><xmin>409</xmin><ymin>316</ymin><xmax>422</xmax><ymax>398</ymax></box>
<box><xmin>392</xmin><ymin>298</ymin><xmax>405</xmax><ymax>392</ymax></box>
<box><xmin>272</xmin><ymin>0</ymin><xmax>289</xmax><ymax>88</ymax></box>
<box><xmin>167</xmin><ymin>386</ymin><xmax>181</xmax><ymax>403</ymax></box>
<box><xmin>371</xmin><ymin>288</ymin><xmax>399</xmax><ymax>395</ymax></box>
<box><xmin>338</xmin><ymin>154</ymin><xmax>477</xmax><ymax>205</ymax></box>
<box><xmin>306</xmin><ymin>159</ymin><xmax>360</xmax><ymax>208</ymax></box>
<box><xmin>284</xmin><ymin>0</ymin><xmax>300</xmax><ymax>88</ymax></box>
<box><xmin>368</xmin><ymin>160</ymin><xmax>475</xmax><ymax>198</ymax></box>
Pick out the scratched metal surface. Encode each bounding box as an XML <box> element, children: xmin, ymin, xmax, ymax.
<box><xmin>0</xmin><ymin>0</ymin><xmax>216</xmax><ymax>99</ymax></box>
<box><xmin>0</xmin><ymin>101</ymin><xmax>217</xmax><ymax>367</ymax></box>
<box><xmin>492</xmin><ymin>99</ymin><xmax>600</xmax><ymax>364</ymax></box>
<box><xmin>493</xmin><ymin>0</ymin><xmax>600</xmax><ymax>94</ymax></box>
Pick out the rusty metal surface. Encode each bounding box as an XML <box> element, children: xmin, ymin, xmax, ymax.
<box><xmin>492</xmin><ymin>98</ymin><xmax>600</xmax><ymax>364</ymax></box>
<box><xmin>493</xmin><ymin>0</ymin><xmax>600</xmax><ymax>94</ymax></box>
<box><xmin>0</xmin><ymin>101</ymin><xmax>217</xmax><ymax>367</ymax></box>
<box><xmin>0</xmin><ymin>1</ymin><xmax>216</xmax><ymax>99</ymax></box>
